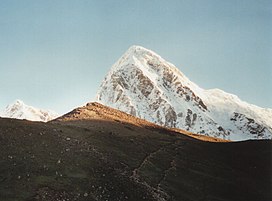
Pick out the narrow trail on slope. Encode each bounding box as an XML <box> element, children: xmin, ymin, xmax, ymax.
<box><xmin>130</xmin><ymin>139</ymin><xmax>184</xmax><ymax>201</ymax></box>
<box><xmin>156</xmin><ymin>141</ymin><xmax>182</xmax><ymax>190</ymax></box>
<box><xmin>131</xmin><ymin>141</ymin><xmax>173</xmax><ymax>181</ymax></box>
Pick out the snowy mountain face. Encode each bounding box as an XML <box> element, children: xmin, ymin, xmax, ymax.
<box><xmin>0</xmin><ymin>100</ymin><xmax>59</xmax><ymax>122</ymax></box>
<box><xmin>96</xmin><ymin>45</ymin><xmax>272</xmax><ymax>141</ymax></box>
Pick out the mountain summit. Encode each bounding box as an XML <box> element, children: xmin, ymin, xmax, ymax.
<box><xmin>0</xmin><ymin>99</ymin><xmax>58</xmax><ymax>122</ymax></box>
<box><xmin>96</xmin><ymin>45</ymin><xmax>272</xmax><ymax>140</ymax></box>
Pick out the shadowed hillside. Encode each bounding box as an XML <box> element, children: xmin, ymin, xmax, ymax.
<box><xmin>0</xmin><ymin>102</ymin><xmax>271</xmax><ymax>201</ymax></box>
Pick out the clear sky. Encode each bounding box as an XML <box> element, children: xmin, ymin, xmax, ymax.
<box><xmin>0</xmin><ymin>0</ymin><xmax>271</xmax><ymax>114</ymax></box>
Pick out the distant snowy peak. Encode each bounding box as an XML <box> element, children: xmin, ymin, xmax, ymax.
<box><xmin>96</xmin><ymin>45</ymin><xmax>272</xmax><ymax>141</ymax></box>
<box><xmin>1</xmin><ymin>100</ymin><xmax>58</xmax><ymax>122</ymax></box>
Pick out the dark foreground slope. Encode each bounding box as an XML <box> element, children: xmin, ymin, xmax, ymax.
<box><xmin>0</xmin><ymin>102</ymin><xmax>271</xmax><ymax>201</ymax></box>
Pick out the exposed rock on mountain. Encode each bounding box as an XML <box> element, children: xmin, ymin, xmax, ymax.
<box><xmin>96</xmin><ymin>45</ymin><xmax>272</xmax><ymax>140</ymax></box>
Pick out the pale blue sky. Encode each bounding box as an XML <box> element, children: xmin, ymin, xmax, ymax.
<box><xmin>0</xmin><ymin>0</ymin><xmax>271</xmax><ymax>114</ymax></box>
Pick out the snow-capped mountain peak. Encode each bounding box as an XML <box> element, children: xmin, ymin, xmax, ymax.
<box><xmin>0</xmin><ymin>99</ymin><xmax>59</xmax><ymax>122</ymax></box>
<box><xmin>13</xmin><ymin>99</ymin><xmax>24</xmax><ymax>105</ymax></box>
<box><xmin>96</xmin><ymin>45</ymin><xmax>272</xmax><ymax>141</ymax></box>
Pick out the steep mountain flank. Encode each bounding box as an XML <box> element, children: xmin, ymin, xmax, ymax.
<box><xmin>96</xmin><ymin>45</ymin><xmax>272</xmax><ymax>140</ymax></box>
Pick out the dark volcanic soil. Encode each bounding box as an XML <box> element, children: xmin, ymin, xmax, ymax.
<box><xmin>0</xmin><ymin>102</ymin><xmax>271</xmax><ymax>201</ymax></box>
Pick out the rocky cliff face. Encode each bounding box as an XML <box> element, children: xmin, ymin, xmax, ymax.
<box><xmin>96</xmin><ymin>45</ymin><xmax>272</xmax><ymax>140</ymax></box>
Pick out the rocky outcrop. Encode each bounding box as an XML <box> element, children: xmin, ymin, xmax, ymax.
<box><xmin>230</xmin><ymin>112</ymin><xmax>271</xmax><ymax>139</ymax></box>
